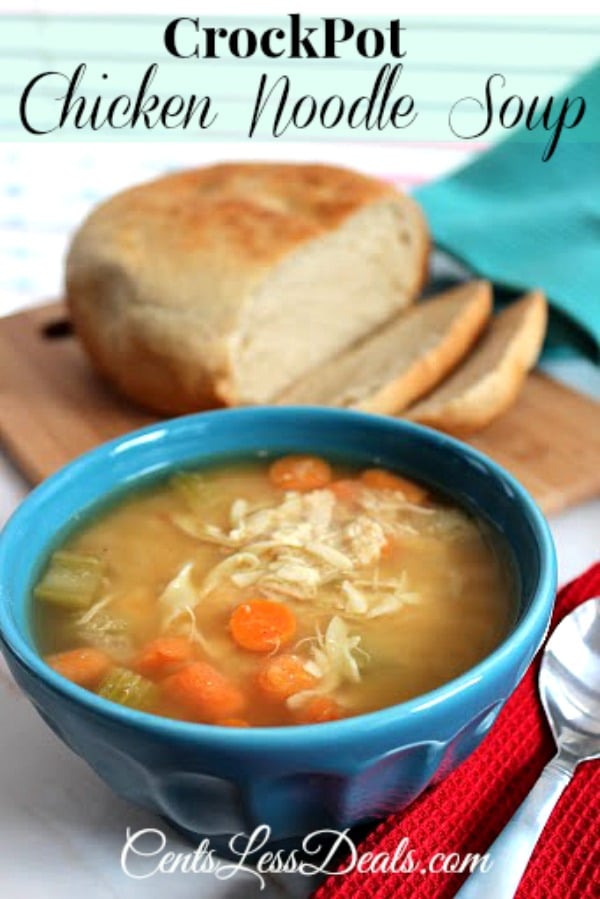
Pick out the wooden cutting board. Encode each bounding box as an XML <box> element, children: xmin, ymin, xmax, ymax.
<box><xmin>1</xmin><ymin>302</ymin><xmax>599</xmax><ymax>515</ymax></box>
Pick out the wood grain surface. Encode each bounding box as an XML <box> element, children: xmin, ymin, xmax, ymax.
<box><xmin>1</xmin><ymin>302</ymin><xmax>599</xmax><ymax>515</ymax></box>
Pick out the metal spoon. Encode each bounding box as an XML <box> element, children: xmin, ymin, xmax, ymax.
<box><xmin>455</xmin><ymin>596</ymin><xmax>600</xmax><ymax>899</ymax></box>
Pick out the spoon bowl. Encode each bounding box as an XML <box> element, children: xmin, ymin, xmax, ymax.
<box><xmin>456</xmin><ymin>596</ymin><xmax>600</xmax><ymax>899</ymax></box>
<box><xmin>540</xmin><ymin>598</ymin><xmax>600</xmax><ymax>756</ymax></box>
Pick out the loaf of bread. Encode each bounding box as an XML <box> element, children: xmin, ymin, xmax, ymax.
<box><xmin>66</xmin><ymin>163</ymin><xmax>429</xmax><ymax>413</ymax></box>
<box><xmin>406</xmin><ymin>291</ymin><xmax>548</xmax><ymax>435</ymax></box>
<box><xmin>277</xmin><ymin>281</ymin><xmax>492</xmax><ymax>413</ymax></box>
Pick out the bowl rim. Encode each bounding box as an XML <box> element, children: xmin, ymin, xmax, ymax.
<box><xmin>0</xmin><ymin>406</ymin><xmax>557</xmax><ymax>749</ymax></box>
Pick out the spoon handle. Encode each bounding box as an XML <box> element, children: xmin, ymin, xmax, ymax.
<box><xmin>453</xmin><ymin>754</ymin><xmax>574</xmax><ymax>899</ymax></box>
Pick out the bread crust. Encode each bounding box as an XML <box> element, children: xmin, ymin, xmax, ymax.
<box><xmin>66</xmin><ymin>163</ymin><xmax>428</xmax><ymax>414</ymax></box>
<box><xmin>355</xmin><ymin>281</ymin><xmax>492</xmax><ymax>414</ymax></box>
<box><xmin>276</xmin><ymin>281</ymin><xmax>492</xmax><ymax>414</ymax></box>
<box><xmin>407</xmin><ymin>291</ymin><xmax>548</xmax><ymax>435</ymax></box>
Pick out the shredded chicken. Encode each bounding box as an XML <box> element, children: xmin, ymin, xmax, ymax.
<box><xmin>168</xmin><ymin>485</ymin><xmax>433</xmax><ymax>618</ymax></box>
<box><xmin>73</xmin><ymin>594</ymin><xmax>133</xmax><ymax>660</ymax></box>
<box><xmin>230</xmin><ymin>498</ymin><xmax>249</xmax><ymax>527</ymax></box>
<box><xmin>287</xmin><ymin>616</ymin><xmax>367</xmax><ymax>710</ymax></box>
<box><xmin>354</xmin><ymin>571</ymin><xmax>421</xmax><ymax>618</ymax></box>
<box><xmin>157</xmin><ymin>562</ymin><xmax>209</xmax><ymax>650</ymax></box>
<box><xmin>200</xmin><ymin>553</ymin><xmax>262</xmax><ymax>598</ymax></box>
<box><xmin>343</xmin><ymin>517</ymin><xmax>387</xmax><ymax>566</ymax></box>
<box><xmin>170</xmin><ymin>514</ymin><xmax>239</xmax><ymax>546</ymax></box>
<box><xmin>341</xmin><ymin>580</ymin><xmax>369</xmax><ymax>615</ymax></box>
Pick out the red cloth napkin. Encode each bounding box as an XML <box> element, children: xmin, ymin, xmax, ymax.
<box><xmin>313</xmin><ymin>564</ymin><xmax>600</xmax><ymax>899</ymax></box>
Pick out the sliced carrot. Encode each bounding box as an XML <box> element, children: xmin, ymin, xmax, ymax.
<box><xmin>46</xmin><ymin>647</ymin><xmax>112</xmax><ymax>688</ymax></box>
<box><xmin>257</xmin><ymin>654</ymin><xmax>318</xmax><ymax>701</ymax></box>
<box><xmin>216</xmin><ymin>717</ymin><xmax>250</xmax><ymax>728</ymax></box>
<box><xmin>229</xmin><ymin>599</ymin><xmax>297</xmax><ymax>653</ymax></box>
<box><xmin>379</xmin><ymin>535</ymin><xmax>394</xmax><ymax>559</ymax></box>
<box><xmin>134</xmin><ymin>636</ymin><xmax>195</xmax><ymax>679</ymax></box>
<box><xmin>361</xmin><ymin>468</ymin><xmax>428</xmax><ymax>504</ymax></box>
<box><xmin>328</xmin><ymin>478</ymin><xmax>363</xmax><ymax>504</ymax></box>
<box><xmin>161</xmin><ymin>661</ymin><xmax>245</xmax><ymax>721</ymax></box>
<box><xmin>268</xmin><ymin>455</ymin><xmax>332</xmax><ymax>492</ymax></box>
<box><xmin>294</xmin><ymin>695</ymin><xmax>342</xmax><ymax>724</ymax></box>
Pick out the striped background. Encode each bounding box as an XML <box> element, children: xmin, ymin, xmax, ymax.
<box><xmin>2</xmin><ymin>15</ymin><xmax>599</xmax><ymax>140</ymax></box>
<box><xmin>0</xmin><ymin>13</ymin><xmax>598</xmax><ymax>313</ymax></box>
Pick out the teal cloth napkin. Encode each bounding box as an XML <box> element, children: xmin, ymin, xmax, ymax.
<box><xmin>415</xmin><ymin>64</ymin><xmax>600</xmax><ymax>363</ymax></box>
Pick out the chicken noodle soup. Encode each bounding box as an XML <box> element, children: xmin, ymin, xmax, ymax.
<box><xmin>33</xmin><ymin>455</ymin><xmax>516</xmax><ymax>726</ymax></box>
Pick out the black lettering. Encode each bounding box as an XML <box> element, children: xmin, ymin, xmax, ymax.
<box><xmin>204</xmin><ymin>27</ymin><xmax>228</xmax><ymax>59</ymax></box>
<box><xmin>320</xmin><ymin>95</ymin><xmax>344</xmax><ymax>128</ymax></box>
<box><xmin>356</xmin><ymin>28</ymin><xmax>385</xmax><ymax>59</ymax></box>
<box><xmin>249</xmin><ymin>73</ymin><xmax>290</xmax><ymax>137</ymax></box>
<box><xmin>500</xmin><ymin>95</ymin><xmax>524</xmax><ymax>128</ymax></box>
<box><xmin>19</xmin><ymin>60</ymin><xmax>219</xmax><ymax>134</ymax></box>
<box><xmin>260</xmin><ymin>28</ymin><xmax>286</xmax><ymax>58</ymax></box>
<box><xmin>59</xmin><ymin>63</ymin><xmax>89</xmax><ymax>127</ymax></box>
<box><xmin>387</xmin><ymin>20</ymin><xmax>406</xmax><ymax>58</ymax></box>
<box><xmin>540</xmin><ymin>95</ymin><xmax>585</xmax><ymax>161</ymax></box>
<box><xmin>105</xmin><ymin>93</ymin><xmax>132</xmax><ymax>128</ymax></box>
<box><xmin>524</xmin><ymin>95</ymin><xmax>544</xmax><ymax>130</ymax></box>
<box><xmin>183</xmin><ymin>95</ymin><xmax>218</xmax><ymax>129</ymax></box>
<box><xmin>164</xmin><ymin>17</ymin><xmax>199</xmax><ymax>59</ymax></box>
<box><xmin>323</xmin><ymin>18</ymin><xmax>354</xmax><ymax>58</ymax></box>
<box><xmin>390</xmin><ymin>93</ymin><xmax>417</xmax><ymax>128</ymax></box>
<box><xmin>449</xmin><ymin>73</ymin><xmax>502</xmax><ymax>139</ymax></box>
<box><xmin>130</xmin><ymin>64</ymin><xmax>161</xmax><ymax>127</ymax></box>
<box><xmin>289</xmin><ymin>13</ymin><xmax>319</xmax><ymax>58</ymax></box>
<box><xmin>249</xmin><ymin>66</ymin><xmax>417</xmax><ymax>139</ymax></box>
<box><xmin>292</xmin><ymin>95</ymin><xmax>317</xmax><ymax>129</ymax></box>
<box><xmin>19</xmin><ymin>69</ymin><xmax>67</xmax><ymax>134</ymax></box>
<box><xmin>160</xmin><ymin>94</ymin><xmax>185</xmax><ymax>127</ymax></box>
<box><xmin>348</xmin><ymin>64</ymin><xmax>412</xmax><ymax>131</ymax></box>
<box><xmin>230</xmin><ymin>28</ymin><xmax>257</xmax><ymax>59</ymax></box>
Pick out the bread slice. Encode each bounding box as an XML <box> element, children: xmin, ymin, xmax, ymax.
<box><xmin>276</xmin><ymin>281</ymin><xmax>492</xmax><ymax>413</ymax></box>
<box><xmin>406</xmin><ymin>291</ymin><xmax>548</xmax><ymax>435</ymax></box>
<box><xmin>66</xmin><ymin>163</ymin><xmax>428</xmax><ymax>414</ymax></box>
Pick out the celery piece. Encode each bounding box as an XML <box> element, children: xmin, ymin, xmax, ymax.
<box><xmin>170</xmin><ymin>472</ymin><xmax>218</xmax><ymax>511</ymax></box>
<box><xmin>34</xmin><ymin>551</ymin><xmax>105</xmax><ymax>610</ymax></box>
<box><xmin>98</xmin><ymin>667</ymin><xmax>158</xmax><ymax>711</ymax></box>
<box><xmin>75</xmin><ymin>612</ymin><xmax>133</xmax><ymax>662</ymax></box>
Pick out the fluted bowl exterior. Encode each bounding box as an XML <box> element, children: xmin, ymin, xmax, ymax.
<box><xmin>0</xmin><ymin>408</ymin><xmax>556</xmax><ymax>845</ymax></box>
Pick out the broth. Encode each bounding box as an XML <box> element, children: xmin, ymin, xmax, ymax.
<box><xmin>33</xmin><ymin>455</ymin><xmax>516</xmax><ymax>726</ymax></box>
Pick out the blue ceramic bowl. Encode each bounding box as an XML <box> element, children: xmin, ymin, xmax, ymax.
<box><xmin>0</xmin><ymin>408</ymin><xmax>556</xmax><ymax>849</ymax></box>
